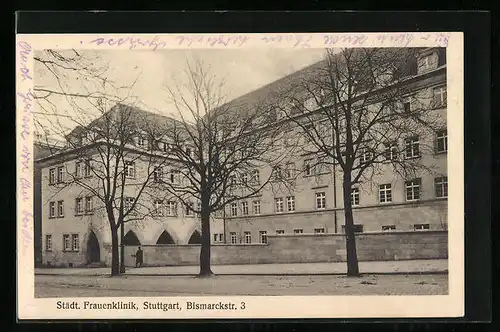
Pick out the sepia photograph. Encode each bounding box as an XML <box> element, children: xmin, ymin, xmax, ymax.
<box><xmin>17</xmin><ymin>32</ymin><xmax>464</xmax><ymax>319</ymax></box>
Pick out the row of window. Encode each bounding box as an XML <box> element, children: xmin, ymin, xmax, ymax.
<box><xmin>229</xmin><ymin>223</ymin><xmax>433</xmax><ymax>244</ymax></box>
<box><xmin>49</xmin><ymin>197</ymin><xmax>94</xmax><ymax>218</ymax></box>
<box><xmin>229</xmin><ymin>176</ymin><xmax>447</xmax><ymax>217</ymax></box>
<box><xmin>44</xmin><ymin>234</ymin><xmax>79</xmax><ymax>252</ymax></box>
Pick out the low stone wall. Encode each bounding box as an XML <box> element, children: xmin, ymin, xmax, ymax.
<box><xmin>123</xmin><ymin>231</ymin><xmax>448</xmax><ymax>267</ymax></box>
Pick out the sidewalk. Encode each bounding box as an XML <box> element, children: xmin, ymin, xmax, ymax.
<box><xmin>35</xmin><ymin>259</ymin><xmax>448</xmax><ymax>276</ymax></box>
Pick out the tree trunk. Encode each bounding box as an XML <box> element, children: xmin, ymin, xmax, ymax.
<box><xmin>110</xmin><ymin>225</ymin><xmax>120</xmax><ymax>276</ymax></box>
<box><xmin>119</xmin><ymin>219</ymin><xmax>125</xmax><ymax>274</ymax></box>
<box><xmin>343</xmin><ymin>173</ymin><xmax>360</xmax><ymax>277</ymax></box>
<box><xmin>199</xmin><ymin>211</ymin><xmax>213</xmax><ymax>277</ymax></box>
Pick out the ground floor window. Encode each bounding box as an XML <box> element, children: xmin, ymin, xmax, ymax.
<box><xmin>45</xmin><ymin>234</ymin><xmax>52</xmax><ymax>251</ymax></box>
<box><xmin>276</xmin><ymin>229</ymin><xmax>285</xmax><ymax>235</ymax></box>
<box><xmin>293</xmin><ymin>229</ymin><xmax>303</xmax><ymax>235</ymax></box>
<box><xmin>382</xmin><ymin>225</ymin><xmax>396</xmax><ymax>231</ymax></box>
<box><xmin>414</xmin><ymin>224</ymin><xmax>430</xmax><ymax>231</ymax></box>
<box><xmin>314</xmin><ymin>228</ymin><xmax>325</xmax><ymax>234</ymax></box>
<box><xmin>230</xmin><ymin>232</ymin><xmax>237</xmax><ymax>244</ymax></box>
<box><xmin>259</xmin><ymin>231</ymin><xmax>267</xmax><ymax>244</ymax></box>
<box><xmin>63</xmin><ymin>233</ymin><xmax>79</xmax><ymax>252</ymax></box>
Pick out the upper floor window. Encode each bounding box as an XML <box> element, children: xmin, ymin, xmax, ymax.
<box><xmin>153</xmin><ymin>166</ymin><xmax>163</xmax><ymax>182</ymax></box>
<box><xmin>45</xmin><ymin>234</ymin><xmax>52</xmax><ymax>251</ymax></box>
<box><xmin>359</xmin><ymin>148</ymin><xmax>372</xmax><ymax>165</ymax></box>
<box><xmin>259</xmin><ymin>231</ymin><xmax>268</xmax><ymax>244</ymax></box>
<box><xmin>379</xmin><ymin>184</ymin><xmax>392</xmax><ymax>203</ymax></box>
<box><xmin>384</xmin><ymin>142</ymin><xmax>398</xmax><ymax>161</ymax></box>
<box><xmin>230</xmin><ymin>232</ymin><xmax>238</xmax><ymax>244</ymax></box>
<box><xmin>433</xmin><ymin>85</ymin><xmax>447</xmax><ymax>108</ymax></box>
<box><xmin>166</xmin><ymin>201</ymin><xmax>177</xmax><ymax>216</ymax></box>
<box><xmin>286</xmin><ymin>196</ymin><xmax>295</xmax><ymax>212</ymax></box>
<box><xmin>57</xmin><ymin>166</ymin><xmax>64</xmax><ymax>183</ymax></box>
<box><xmin>244</xmin><ymin>231</ymin><xmax>252</xmax><ymax>244</ymax></box>
<box><xmin>137</xmin><ymin>136</ymin><xmax>147</xmax><ymax>148</ymax></box>
<box><xmin>125</xmin><ymin>161</ymin><xmax>135</xmax><ymax>178</ymax></box>
<box><xmin>124</xmin><ymin>197</ymin><xmax>135</xmax><ymax>213</ymax></box>
<box><xmin>252</xmin><ymin>170</ymin><xmax>260</xmax><ymax>185</ymax></box>
<box><xmin>405</xmin><ymin>136</ymin><xmax>420</xmax><ymax>159</ymax></box>
<box><xmin>316</xmin><ymin>192</ymin><xmax>326</xmax><ymax>209</ymax></box>
<box><xmin>241</xmin><ymin>201</ymin><xmax>249</xmax><ymax>215</ymax></box>
<box><xmin>435</xmin><ymin>129</ymin><xmax>448</xmax><ymax>153</ymax></box>
<box><xmin>253</xmin><ymin>200</ymin><xmax>261</xmax><ymax>215</ymax></box>
<box><xmin>284</xmin><ymin>162</ymin><xmax>295</xmax><ymax>179</ymax></box>
<box><xmin>350</xmin><ymin>188</ymin><xmax>360</xmax><ymax>206</ymax></box>
<box><xmin>241</xmin><ymin>173</ymin><xmax>248</xmax><ymax>185</ymax></box>
<box><xmin>230</xmin><ymin>203</ymin><xmax>238</xmax><ymax>217</ymax></box>
<box><xmin>435</xmin><ymin>176</ymin><xmax>448</xmax><ymax>198</ymax></box>
<box><xmin>57</xmin><ymin>200</ymin><xmax>64</xmax><ymax>217</ymax></box>
<box><xmin>405</xmin><ymin>178</ymin><xmax>421</xmax><ymax>201</ymax></box>
<box><xmin>49</xmin><ymin>202</ymin><xmax>56</xmax><ymax>218</ymax></box>
<box><xmin>49</xmin><ymin>168</ymin><xmax>56</xmax><ymax>184</ymax></box>
<box><xmin>185</xmin><ymin>202</ymin><xmax>194</xmax><ymax>217</ymax></box>
<box><xmin>275</xmin><ymin>198</ymin><xmax>284</xmax><ymax>213</ymax></box>
<box><xmin>304</xmin><ymin>159</ymin><xmax>313</xmax><ymax>176</ymax></box>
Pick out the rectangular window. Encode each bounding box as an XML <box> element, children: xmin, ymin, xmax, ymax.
<box><xmin>252</xmin><ymin>170</ymin><xmax>260</xmax><ymax>185</ymax></box>
<box><xmin>294</xmin><ymin>229</ymin><xmax>303</xmax><ymax>235</ymax></box>
<box><xmin>304</xmin><ymin>159</ymin><xmax>313</xmax><ymax>176</ymax></box>
<box><xmin>75</xmin><ymin>161</ymin><xmax>82</xmax><ymax>178</ymax></box>
<box><xmin>405</xmin><ymin>136</ymin><xmax>420</xmax><ymax>159</ymax></box>
<box><xmin>137</xmin><ymin>136</ymin><xmax>147</xmax><ymax>148</ymax></box>
<box><xmin>405</xmin><ymin>178</ymin><xmax>421</xmax><ymax>201</ymax></box>
<box><xmin>84</xmin><ymin>160</ymin><xmax>92</xmax><ymax>177</ymax></box>
<box><xmin>316</xmin><ymin>156</ymin><xmax>326</xmax><ymax>174</ymax></box>
<box><xmin>341</xmin><ymin>225</ymin><xmax>364</xmax><ymax>233</ymax></box>
<box><xmin>241</xmin><ymin>173</ymin><xmax>248</xmax><ymax>185</ymax></box>
<box><xmin>169</xmin><ymin>170</ymin><xmax>180</xmax><ymax>184</ymax></box>
<box><xmin>285</xmin><ymin>162</ymin><xmax>295</xmax><ymax>179</ymax></box>
<box><xmin>273</xmin><ymin>166</ymin><xmax>283</xmax><ymax>180</ymax></box>
<box><xmin>57</xmin><ymin>166</ymin><xmax>64</xmax><ymax>183</ymax></box>
<box><xmin>124</xmin><ymin>197</ymin><xmax>134</xmax><ymax>213</ymax></box>
<box><xmin>382</xmin><ymin>225</ymin><xmax>396</xmax><ymax>231</ymax></box>
<box><xmin>403</xmin><ymin>96</ymin><xmax>412</xmax><ymax>112</ymax></box>
<box><xmin>185</xmin><ymin>202</ymin><xmax>194</xmax><ymax>217</ymax></box>
<box><xmin>276</xmin><ymin>229</ymin><xmax>285</xmax><ymax>235</ymax></box>
<box><xmin>85</xmin><ymin>196</ymin><xmax>93</xmax><ymax>213</ymax></box>
<box><xmin>213</xmin><ymin>233</ymin><xmax>218</xmax><ymax>242</ymax></box>
<box><xmin>436</xmin><ymin>130</ymin><xmax>448</xmax><ymax>153</ymax></box>
<box><xmin>275</xmin><ymin>198</ymin><xmax>284</xmax><ymax>213</ymax></box>
<box><xmin>230</xmin><ymin>203</ymin><xmax>238</xmax><ymax>217</ymax></box>
<box><xmin>316</xmin><ymin>192</ymin><xmax>326</xmax><ymax>209</ymax></box>
<box><xmin>286</xmin><ymin>196</ymin><xmax>295</xmax><ymax>212</ymax></box>
<box><xmin>125</xmin><ymin>161</ymin><xmax>135</xmax><ymax>178</ymax></box>
<box><xmin>314</xmin><ymin>228</ymin><xmax>325</xmax><ymax>234</ymax></box>
<box><xmin>153</xmin><ymin>167</ymin><xmax>163</xmax><ymax>182</ymax></box>
<box><xmin>384</xmin><ymin>142</ymin><xmax>398</xmax><ymax>161</ymax></box>
<box><xmin>49</xmin><ymin>202</ymin><xmax>56</xmax><ymax>218</ymax></box>
<box><xmin>414</xmin><ymin>224</ymin><xmax>430</xmax><ymax>231</ymax></box>
<box><xmin>359</xmin><ymin>148</ymin><xmax>372</xmax><ymax>165</ymax></box>
<box><xmin>253</xmin><ymin>200</ymin><xmax>261</xmax><ymax>215</ymax></box>
<box><xmin>241</xmin><ymin>201</ymin><xmax>249</xmax><ymax>215</ymax></box>
<box><xmin>71</xmin><ymin>234</ymin><xmax>79</xmax><ymax>251</ymax></box>
<box><xmin>230</xmin><ymin>232</ymin><xmax>237</xmax><ymax>244</ymax></box>
<box><xmin>63</xmin><ymin>234</ymin><xmax>71</xmax><ymax>251</ymax></box>
<box><xmin>57</xmin><ymin>200</ymin><xmax>64</xmax><ymax>217</ymax></box>
<box><xmin>154</xmin><ymin>200</ymin><xmax>163</xmax><ymax>216</ymax></box>
<box><xmin>379</xmin><ymin>184</ymin><xmax>392</xmax><ymax>203</ymax></box>
<box><xmin>435</xmin><ymin>176</ymin><xmax>448</xmax><ymax>198</ymax></box>
<box><xmin>49</xmin><ymin>168</ymin><xmax>56</xmax><ymax>184</ymax></box>
<box><xmin>350</xmin><ymin>188</ymin><xmax>360</xmax><ymax>206</ymax></box>
<box><xmin>166</xmin><ymin>201</ymin><xmax>177</xmax><ymax>216</ymax></box>
<box><xmin>433</xmin><ymin>86</ymin><xmax>447</xmax><ymax>107</ymax></box>
<box><xmin>259</xmin><ymin>231</ymin><xmax>268</xmax><ymax>244</ymax></box>
<box><xmin>75</xmin><ymin>198</ymin><xmax>83</xmax><ymax>215</ymax></box>
<box><xmin>45</xmin><ymin>234</ymin><xmax>52</xmax><ymax>251</ymax></box>
<box><xmin>244</xmin><ymin>231</ymin><xmax>251</xmax><ymax>244</ymax></box>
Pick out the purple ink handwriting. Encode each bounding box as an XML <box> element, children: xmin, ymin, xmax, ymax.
<box><xmin>260</xmin><ymin>34</ymin><xmax>312</xmax><ymax>48</ymax></box>
<box><xmin>20</xmin><ymin>177</ymin><xmax>31</xmax><ymax>202</ymax></box>
<box><xmin>176</xmin><ymin>35</ymin><xmax>249</xmax><ymax>47</ymax></box>
<box><xmin>18</xmin><ymin>90</ymin><xmax>34</xmax><ymax>141</ymax></box>
<box><xmin>18</xmin><ymin>41</ymin><xmax>32</xmax><ymax>81</ymax></box>
<box><xmin>20</xmin><ymin>145</ymin><xmax>31</xmax><ymax>174</ymax></box>
<box><xmin>89</xmin><ymin>36</ymin><xmax>167</xmax><ymax>51</ymax></box>
<box><xmin>21</xmin><ymin>210</ymin><xmax>33</xmax><ymax>256</ymax></box>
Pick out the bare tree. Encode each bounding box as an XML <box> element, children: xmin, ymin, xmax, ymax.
<box><xmin>274</xmin><ymin>48</ymin><xmax>446</xmax><ymax>276</ymax></box>
<box><xmin>33</xmin><ymin>50</ymin><xmax>173</xmax><ymax>276</ymax></box>
<box><xmin>160</xmin><ymin>60</ymin><xmax>291</xmax><ymax>277</ymax></box>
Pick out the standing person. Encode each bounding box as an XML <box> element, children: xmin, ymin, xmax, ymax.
<box><xmin>135</xmin><ymin>246</ymin><xmax>143</xmax><ymax>268</ymax></box>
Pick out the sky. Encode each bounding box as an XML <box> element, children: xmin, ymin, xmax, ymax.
<box><xmin>34</xmin><ymin>48</ymin><xmax>327</xmax><ymax>140</ymax></box>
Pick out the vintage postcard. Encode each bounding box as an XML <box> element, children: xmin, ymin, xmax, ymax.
<box><xmin>16</xmin><ymin>32</ymin><xmax>464</xmax><ymax>319</ymax></box>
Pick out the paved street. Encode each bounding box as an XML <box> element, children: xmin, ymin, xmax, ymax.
<box><xmin>35</xmin><ymin>259</ymin><xmax>448</xmax><ymax>276</ymax></box>
<box><xmin>35</xmin><ymin>273</ymin><xmax>448</xmax><ymax>297</ymax></box>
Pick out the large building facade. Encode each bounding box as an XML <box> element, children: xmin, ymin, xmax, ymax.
<box><xmin>37</xmin><ymin>47</ymin><xmax>448</xmax><ymax>267</ymax></box>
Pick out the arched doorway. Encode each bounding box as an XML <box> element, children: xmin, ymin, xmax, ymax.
<box><xmin>156</xmin><ymin>230</ymin><xmax>175</xmax><ymax>245</ymax></box>
<box><xmin>123</xmin><ymin>230</ymin><xmax>141</xmax><ymax>245</ymax></box>
<box><xmin>87</xmin><ymin>231</ymin><xmax>100</xmax><ymax>263</ymax></box>
<box><xmin>188</xmin><ymin>230</ymin><xmax>201</xmax><ymax>244</ymax></box>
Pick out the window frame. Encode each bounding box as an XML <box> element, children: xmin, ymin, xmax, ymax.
<box><xmin>286</xmin><ymin>196</ymin><xmax>295</xmax><ymax>212</ymax></box>
<box><xmin>379</xmin><ymin>184</ymin><xmax>393</xmax><ymax>203</ymax></box>
<box><xmin>315</xmin><ymin>192</ymin><xmax>326</xmax><ymax>209</ymax></box>
<box><xmin>275</xmin><ymin>197</ymin><xmax>284</xmax><ymax>213</ymax></box>
<box><xmin>45</xmin><ymin>234</ymin><xmax>52</xmax><ymax>251</ymax></box>
<box><xmin>405</xmin><ymin>178</ymin><xmax>421</xmax><ymax>202</ymax></box>
<box><xmin>259</xmin><ymin>231</ymin><xmax>268</xmax><ymax>244</ymax></box>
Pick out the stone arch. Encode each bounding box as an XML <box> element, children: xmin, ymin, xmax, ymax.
<box><xmin>123</xmin><ymin>230</ymin><xmax>141</xmax><ymax>245</ymax></box>
<box><xmin>86</xmin><ymin>230</ymin><xmax>101</xmax><ymax>263</ymax></box>
<box><xmin>156</xmin><ymin>230</ymin><xmax>175</xmax><ymax>245</ymax></box>
<box><xmin>151</xmin><ymin>225</ymin><xmax>180</xmax><ymax>246</ymax></box>
<box><xmin>188</xmin><ymin>230</ymin><xmax>202</xmax><ymax>244</ymax></box>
